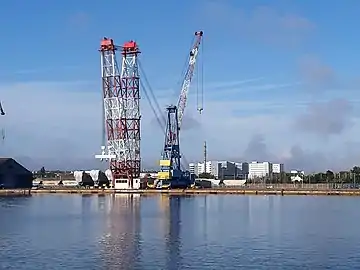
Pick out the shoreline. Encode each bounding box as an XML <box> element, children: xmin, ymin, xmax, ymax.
<box><xmin>2</xmin><ymin>188</ymin><xmax>360</xmax><ymax>196</ymax></box>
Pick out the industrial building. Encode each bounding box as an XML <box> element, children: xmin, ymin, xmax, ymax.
<box><xmin>190</xmin><ymin>160</ymin><xmax>285</xmax><ymax>180</ymax></box>
<box><xmin>189</xmin><ymin>161</ymin><xmax>249</xmax><ymax>180</ymax></box>
<box><xmin>248</xmin><ymin>161</ymin><xmax>284</xmax><ymax>179</ymax></box>
<box><xmin>248</xmin><ymin>161</ymin><xmax>272</xmax><ymax>179</ymax></box>
<box><xmin>218</xmin><ymin>161</ymin><xmax>236</xmax><ymax>179</ymax></box>
<box><xmin>189</xmin><ymin>161</ymin><xmax>219</xmax><ymax>177</ymax></box>
<box><xmin>188</xmin><ymin>163</ymin><xmax>197</xmax><ymax>175</ymax></box>
<box><xmin>0</xmin><ymin>158</ymin><xmax>33</xmax><ymax>189</ymax></box>
<box><xmin>235</xmin><ymin>162</ymin><xmax>249</xmax><ymax>179</ymax></box>
<box><xmin>189</xmin><ymin>161</ymin><xmax>223</xmax><ymax>178</ymax></box>
<box><xmin>272</xmin><ymin>163</ymin><xmax>285</xmax><ymax>174</ymax></box>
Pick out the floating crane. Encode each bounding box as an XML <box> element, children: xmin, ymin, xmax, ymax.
<box><xmin>147</xmin><ymin>31</ymin><xmax>203</xmax><ymax>189</ymax></box>
<box><xmin>95</xmin><ymin>37</ymin><xmax>141</xmax><ymax>189</ymax></box>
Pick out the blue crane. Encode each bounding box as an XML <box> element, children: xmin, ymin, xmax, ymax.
<box><xmin>150</xmin><ymin>31</ymin><xmax>203</xmax><ymax>189</ymax></box>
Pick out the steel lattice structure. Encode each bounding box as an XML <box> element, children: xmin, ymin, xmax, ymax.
<box><xmin>163</xmin><ymin>31</ymin><xmax>203</xmax><ymax>169</ymax></box>
<box><xmin>155</xmin><ymin>31</ymin><xmax>203</xmax><ymax>188</ymax></box>
<box><xmin>176</xmin><ymin>31</ymin><xmax>203</xmax><ymax>129</ymax></box>
<box><xmin>96</xmin><ymin>38</ymin><xmax>141</xmax><ymax>188</ymax></box>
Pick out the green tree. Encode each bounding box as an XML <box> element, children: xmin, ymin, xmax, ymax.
<box><xmin>313</xmin><ymin>173</ymin><xmax>325</xmax><ymax>183</ymax></box>
<box><xmin>198</xmin><ymin>172</ymin><xmax>215</xmax><ymax>179</ymax></box>
<box><xmin>351</xmin><ymin>166</ymin><xmax>360</xmax><ymax>185</ymax></box>
<box><xmin>40</xmin><ymin>167</ymin><xmax>46</xmax><ymax>178</ymax></box>
<box><xmin>326</xmin><ymin>170</ymin><xmax>334</xmax><ymax>183</ymax></box>
<box><xmin>279</xmin><ymin>172</ymin><xmax>291</xmax><ymax>183</ymax></box>
<box><xmin>351</xmin><ymin>166</ymin><xmax>360</xmax><ymax>174</ymax></box>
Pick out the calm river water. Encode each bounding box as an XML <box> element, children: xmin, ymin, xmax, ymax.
<box><xmin>0</xmin><ymin>194</ymin><xmax>359</xmax><ymax>269</ymax></box>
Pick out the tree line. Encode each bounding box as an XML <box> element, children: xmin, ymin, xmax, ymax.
<box><xmin>198</xmin><ymin>166</ymin><xmax>360</xmax><ymax>184</ymax></box>
<box><xmin>33</xmin><ymin>167</ymin><xmax>73</xmax><ymax>179</ymax></box>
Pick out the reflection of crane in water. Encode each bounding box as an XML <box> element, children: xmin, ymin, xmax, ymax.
<box><xmin>160</xmin><ymin>195</ymin><xmax>183</xmax><ymax>269</ymax></box>
<box><xmin>100</xmin><ymin>194</ymin><xmax>141</xmax><ymax>269</ymax></box>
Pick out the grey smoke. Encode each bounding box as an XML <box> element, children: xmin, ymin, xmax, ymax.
<box><xmin>296</xmin><ymin>98</ymin><xmax>353</xmax><ymax>136</ymax></box>
<box><xmin>240</xmin><ymin>134</ymin><xmax>360</xmax><ymax>172</ymax></box>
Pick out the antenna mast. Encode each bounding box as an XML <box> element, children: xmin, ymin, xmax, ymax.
<box><xmin>204</xmin><ymin>141</ymin><xmax>207</xmax><ymax>174</ymax></box>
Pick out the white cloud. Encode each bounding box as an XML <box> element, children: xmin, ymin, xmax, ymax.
<box><xmin>0</xmin><ymin>81</ymin><xmax>102</xmax><ymax>160</ymax></box>
<box><xmin>2</xmin><ymin>78</ymin><xmax>360</xmax><ymax>171</ymax></box>
<box><xmin>141</xmin><ymin>87</ymin><xmax>297</xmax><ymax>165</ymax></box>
<box><xmin>0</xmin><ymin>79</ymin><xmax>292</xmax><ymax>168</ymax></box>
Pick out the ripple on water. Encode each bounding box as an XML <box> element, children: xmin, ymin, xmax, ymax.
<box><xmin>1</xmin><ymin>195</ymin><xmax>360</xmax><ymax>269</ymax></box>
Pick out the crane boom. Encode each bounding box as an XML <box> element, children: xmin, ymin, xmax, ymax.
<box><xmin>149</xmin><ymin>31</ymin><xmax>203</xmax><ymax>189</ymax></box>
<box><xmin>177</xmin><ymin>31</ymin><xmax>203</xmax><ymax>130</ymax></box>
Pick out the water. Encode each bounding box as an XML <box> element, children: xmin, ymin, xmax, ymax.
<box><xmin>0</xmin><ymin>194</ymin><xmax>360</xmax><ymax>269</ymax></box>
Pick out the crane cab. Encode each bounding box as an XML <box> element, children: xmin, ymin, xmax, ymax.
<box><xmin>158</xmin><ymin>159</ymin><xmax>171</xmax><ymax>179</ymax></box>
<box><xmin>154</xmin><ymin>159</ymin><xmax>171</xmax><ymax>188</ymax></box>
<box><xmin>152</xmin><ymin>158</ymin><xmax>194</xmax><ymax>189</ymax></box>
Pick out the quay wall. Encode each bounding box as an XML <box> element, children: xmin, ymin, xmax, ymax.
<box><xmin>2</xmin><ymin>188</ymin><xmax>360</xmax><ymax>196</ymax></box>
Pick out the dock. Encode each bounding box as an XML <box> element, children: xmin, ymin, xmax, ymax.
<box><xmin>0</xmin><ymin>189</ymin><xmax>31</xmax><ymax>196</ymax></box>
<box><xmin>2</xmin><ymin>188</ymin><xmax>360</xmax><ymax>196</ymax></box>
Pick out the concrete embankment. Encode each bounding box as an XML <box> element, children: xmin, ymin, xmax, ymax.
<box><xmin>2</xmin><ymin>188</ymin><xmax>360</xmax><ymax>196</ymax></box>
<box><xmin>0</xmin><ymin>189</ymin><xmax>32</xmax><ymax>196</ymax></box>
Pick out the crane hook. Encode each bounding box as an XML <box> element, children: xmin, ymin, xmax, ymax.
<box><xmin>0</xmin><ymin>101</ymin><xmax>5</xmax><ymax>116</ymax></box>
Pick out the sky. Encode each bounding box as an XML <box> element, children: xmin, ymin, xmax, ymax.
<box><xmin>1</xmin><ymin>0</ymin><xmax>360</xmax><ymax>172</ymax></box>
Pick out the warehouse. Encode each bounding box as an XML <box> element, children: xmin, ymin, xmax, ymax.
<box><xmin>0</xmin><ymin>158</ymin><xmax>33</xmax><ymax>189</ymax></box>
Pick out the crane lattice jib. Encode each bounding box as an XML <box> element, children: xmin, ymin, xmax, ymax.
<box><xmin>176</xmin><ymin>31</ymin><xmax>203</xmax><ymax>130</ymax></box>
<box><xmin>97</xmin><ymin>37</ymin><xmax>141</xmax><ymax>187</ymax></box>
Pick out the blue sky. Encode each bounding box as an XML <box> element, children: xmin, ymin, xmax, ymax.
<box><xmin>0</xmin><ymin>0</ymin><xmax>360</xmax><ymax>172</ymax></box>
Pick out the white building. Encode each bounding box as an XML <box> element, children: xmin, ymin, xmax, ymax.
<box><xmin>198</xmin><ymin>161</ymin><xmax>213</xmax><ymax>175</ymax></box>
<box><xmin>290</xmin><ymin>170</ymin><xmax>304</xmax><ymax>182</ymax></box>
<box><xmin>204</xmin><ymin>161</ymin><xmax>221</xmax><ymax>177</ymax></box>
<box><xmin>189</xmin><ymin>161</ymin><xmax>249</xmax><ymax>180</ymax></box>
<box><xmin>248</xmin><ymin>161</ymin><xmax>272</xmax><ymax>179</ymax></box>
<box><xmin>189</xmin><ymin>161</ymin><xmax>219</xmax><ymax>177</ymax></box>
<box><xmin>188</xmin><ymin>163</ymin><xmax>197</xmax><ymax>175</ymax></box>
<box><xmin>272</xmin><ymin>163</ymin><xmax>284</xmax><ymax>173</ymax></box>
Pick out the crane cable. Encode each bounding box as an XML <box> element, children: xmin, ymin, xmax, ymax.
<box><xmin>196</xmin><ymin>38</ymin><xmax>204</xmax><ymax>114</ymax></box>
<box><xmin>137</xmin><ymin>37</ymin><xmax>198</xmax><ymax>171</ymax></box>
<box><xmin>181</xmin><ymin>35</ymin><xmax>205</xmax><ymax>170</ymax></box>
<box><xmin>138</xmin><ymin>60</ymin><xmax>188</xmax><ymax>170</ymax></box>
<box><xmin>178</xmin><ymin>36</ymin><xmax>199</xmax><ymax>171</ymax></box>
<box><xmin>200</xmin><ymin>39</ymin><xmax>204</xmax><ymax>113</ymax></box>
<box><xmin>138</xmin><ymin>60</ymin><xmax>166</xmax><ymax>134</ymax></box>
<box><xmin>197</xmin><ymin>39</ymin><xmax>205</xmax><ymax>170</ymax></box>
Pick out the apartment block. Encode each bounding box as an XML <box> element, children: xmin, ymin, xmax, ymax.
<box><xmin>272</xmin><ymin>163</ymin><xmax>284</xmax><ymax>173</ymax></box>
<box><xmin>189</xmin><ymin>161</ymin><xmax>249</xmax><ymax>180</ymax></box>
<box><xmin>248</xmin><ymin>161</ymin><xmax>272</xmax><ymax>179</ymax></box>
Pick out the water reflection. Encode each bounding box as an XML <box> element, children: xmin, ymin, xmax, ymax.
<box><xmin>99</xmin><ymin>194</ymin><xmax>141</xmax><ymax>269</ymax></box>
<box><xmin>163</xmin><ymin>195</ymin><xmax>183</xmax><ymax>269</ymax></box>
<box><xmin>3</xmin><ymin>195</ymin><xmax>360</xmax><ymax>269</ymax></box>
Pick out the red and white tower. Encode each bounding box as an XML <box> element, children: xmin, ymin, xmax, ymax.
<box><xmin>95</xmin><ymin>38</ymin><xmax>141</xmax><ymax>189</ymax></box>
